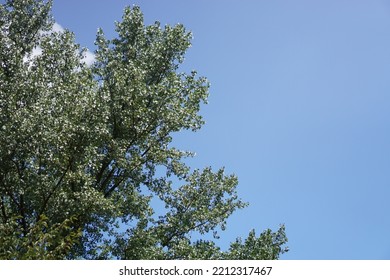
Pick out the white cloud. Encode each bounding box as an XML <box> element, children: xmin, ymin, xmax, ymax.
<box><xmin>52</xmin><ymin>22</ymin><xmax>96</xmax><ymax>66</ymax></box>
<box><xmin>24</xmin><ymin>22</ymin><xmax>96</xmax><ymax>67</ymax></box>
<box><xmin>23</xmin><ymin>46</ymin><xmax>42</xmax><ymax>64</ymax></box>
<box><xmin>31</xmin><ymin>46</ymin><xmax>42</xmax><ymax>57</ymax></box>
<box><xmin>82</xmin><ymin>49</ymin><xmax>96</xmax><ymax>66</ymax></box>
<box><xmin>39</xmin><ymin>22</ymin><xmax>65</xmax><ymax>36</ymax></box>
<box><xmin>52</xmin><ymin>22</ymin><xmax>65</xmax><ymax>33</ymax></box>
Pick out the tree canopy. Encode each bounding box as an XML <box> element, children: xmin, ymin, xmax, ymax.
<box><xmin>0</xmin><ymin>0</ymin><xmax>288</xmax><ymax>259</ymax></box>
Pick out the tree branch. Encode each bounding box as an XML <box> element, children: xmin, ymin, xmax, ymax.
<box><xmin>0</xmin><ymin>195</ymin><xmax>8</xmax><ymax>223</ymax></box>
<box><xmin>99</xmin><ymin>166</ymin><xmax>117</xmax><ymax>193</ymax></box>
<box><xmin>19</xmin><ymin>194</ymin><xmax>28</xmax><ymax>236</ymax></box>
<box><xmin>37</xmin><ymin>157</ymin><xmax>73</xmax><ymax>221</ymax></box>
<box><xmin>103</xmin><ymin>171</ymin><xmax>126</xmax><ymax>198</ymax></box>
<box><xmin>94</xmin><ymin>156</ymin><xmax>112</xmax><ymax>189</ymax></box>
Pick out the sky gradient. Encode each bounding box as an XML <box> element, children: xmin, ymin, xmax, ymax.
<box><xmin>51</xmin><ymin>0</ymin><xmax>390</xmax><ymax>259</ymax></box>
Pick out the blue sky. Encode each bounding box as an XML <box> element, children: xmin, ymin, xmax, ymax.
<box><xmin>52</xmin><ymin>0</ymin><xmax>390</xmax><ymax>259</ymax></box>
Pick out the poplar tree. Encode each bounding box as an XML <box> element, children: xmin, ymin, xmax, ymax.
<box><xmin>0</xmin><ymin>0</ymin><xmax>288</xmax><ymax>259</ymax></box>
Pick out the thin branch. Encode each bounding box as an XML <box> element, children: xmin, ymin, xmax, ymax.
<box><xmin>19</xmin><ymin>194</ymin><xmax>28</xmax><ymax>235</ymax></box>
<box><xmin>94</xmin><ymin>156</ymin><xmax>112</xmax><ymax>189</ymax></box>
<box><xmin>37</xmin><ymin>157</ymin><xmax>72</xmax><ymax>221</ymax></box>
<box><xmin>99</xmin><ymin>166</ymin><xmax>117</xmax><ymax>193</ymax></box>
<box><xmin>2</xmin><ymin>185</ymin><xmax>20</xmax><ymax>209</ymax></box>
<box><xmin>1</xmin><ymin>196</ymin><xmax>8</xmax><ymax>223</ymax></box>
<box><xmin>103</xmin><ymin>171</ymin><xmax>126</xmax><ymax>198</ymax></box>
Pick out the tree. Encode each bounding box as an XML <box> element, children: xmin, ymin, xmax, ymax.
<box><xmin>0</xmin><ymin>0</ymin><xmax>288</xmax><ymax>260</ymax></box>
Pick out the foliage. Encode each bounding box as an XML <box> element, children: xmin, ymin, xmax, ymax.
<box><xmin>0</xmin><ymin>215</ymin><xmax>81</xmax><ymax>259</ymax></box>
<box><xmin>0</xmin><ymin>0</ymin><xmax>288</xmax><ymax>259</ymax></box>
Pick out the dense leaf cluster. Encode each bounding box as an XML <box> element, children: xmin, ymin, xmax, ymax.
<box><xmin>0</xmin><ymin>0</ymin><xmax>288</xmax><ymax>259</ymax></box>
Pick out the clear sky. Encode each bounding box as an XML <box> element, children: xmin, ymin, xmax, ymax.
<box><xmin>51</xmin><ymin>0</ymin><xmax>390</xmax><ymax>259</ymax></box>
